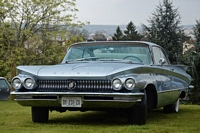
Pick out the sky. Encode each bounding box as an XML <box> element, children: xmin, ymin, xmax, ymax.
<box><xmin>76</xmin><ymin>0</ymin><xmax>200</xmax><ymax>26</ymax></box>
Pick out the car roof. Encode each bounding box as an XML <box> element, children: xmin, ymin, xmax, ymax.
<box><xmin>0</xmin><ymin>77</ymin><xmax>7</xmax><ymax>80</ymax></box>
<box><xmin>70</xmin><ymin>41</ymin><xmax>160</xmax><ymax>47</ymax></box>
<box><xmin>0</xmin><ymin>77</ymin><xmax>11</xmax><ymax>86</ymax></box>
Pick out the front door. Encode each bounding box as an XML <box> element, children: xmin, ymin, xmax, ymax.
<box><xmin>152</xmin><ymin>46</ymin><xmax>176</xmax><ymax>107</ymax></box>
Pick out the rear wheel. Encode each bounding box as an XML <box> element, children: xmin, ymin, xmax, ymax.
<box><xmin>127</xmin><ymin>91</ymin><xmax>147</xmax><ymax>125</ymax></box>
<box><xmin>32</xmin><ymin>107</ymin><xmax>49</xmax><ymax>123</ymax></box>
<box><xmin>163</xmin><ymin>98</ymin><xmax>180</xmax><ymax>113</ymax></box>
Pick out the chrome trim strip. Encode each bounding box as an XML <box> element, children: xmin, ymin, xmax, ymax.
<box><xmin>11</xmin><ymin>91</ymin><xmax>144</xmax><ymax>96</ymax></box>
<box><xmin>11</xmin><ymin>91</ymin><xmax>143</xmax><ymax>103</ymax></box>
<box><xmin>15</xmin><ymin>99</ymin><xmax>57</xmax><ymax>101</ymax></box>
<box><xmin>14</xmin><ymin>99</ymin><xmax>141</xmax><ymax>102</ymax></box>
<box><xmin>157</xmin><ymin>88</ymin><xmax>186</xmax><ymax>93</ymax></box>
<box><xmin>83</xmin><ymin>99</ymin><xmax>141</xmax><ymax>102</ymax></box>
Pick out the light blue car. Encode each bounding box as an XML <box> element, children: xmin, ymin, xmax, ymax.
<box><xmin>11</xmin><ymin>41</ymin><xmax>192</xmax><ymax>125</ymax></box>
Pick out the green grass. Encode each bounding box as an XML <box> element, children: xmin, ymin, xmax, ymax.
<box><xmin>0</xmin><ymin>101</ymin><xmax>200</xmax><ymax>133</ymax></box>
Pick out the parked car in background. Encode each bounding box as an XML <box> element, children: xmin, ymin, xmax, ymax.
<box><xmin>10</xmin><ymin>41</ymin><xmax>192</xmax><ymax>125</ymax></box>
<box><xmin>0</xmin><ymin>77</ymin><xmax>11</xmax><ymax>100</ymax></box>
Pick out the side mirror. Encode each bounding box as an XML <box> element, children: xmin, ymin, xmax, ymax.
<box><xmin>189</xmin><ymin>85</ymin><xmax>194</xmax><ymax>89</ymax></box>
<box><xmin>159</xmin><ymin>58</ymin><xmax>165</xmax><ymax>66</ymax></box>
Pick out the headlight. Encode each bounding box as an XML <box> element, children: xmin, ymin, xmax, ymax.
<box><xmin>24</xmin><ymin>78</ymin><xmax>35</xmax><ymax>90</ymax></box>
<box><xmin>12</xmin><ymin>78</ymin><xmax>22</xmax><ymax>90</ymax></box>
<box><xmin>124</xmin><ymin>78</ymin><xmax>135</xmax><ymax>90</ymax></box>
<box><xmin>112</xmin><ymin>78</ymin><xmax>122</xmax><ymax>90</ymax></box>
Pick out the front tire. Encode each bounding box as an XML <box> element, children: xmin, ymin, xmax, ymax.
<box><xmin>163</xmin><ymin>98</ymin><xmax>180</xmax><ymax>113</ymax></box>
<box><xmin>128</xmin><ymin>91</ymin><xmax>147</xmax><ymax>125</ymax></box>
<box><xmin>32</xmin><ymin>107</ymin><xmax>49</xmax><ymax>123</ymax></box>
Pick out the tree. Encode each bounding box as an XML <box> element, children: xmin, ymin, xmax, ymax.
<box><xmin>142</xmin><ymin>0</ymin><xmax>184</xmax><ymax>64</ymax></box>
<box><xmin>124</xmin><ymin>21</ymin><xmax>142</xmax><ymax>41</ymax></box>
<box><xmin>6</xmin><ymin>0</ymin><xmax>83</xmax><ymax>47</ymax></box>
<box><xmin>92</xmin><ymin>31</ymin><xmax>107</xmax><ymax>41</ymax></box>
<box><xmin>194</xmin><ymin>20</ymin><xmax>200</xmax><ymax>46</ymax></box>
<box><xmin>112</xmin><ymin>26</ymin><xmax>124</xmax><ymax>41</ymax></box>
<box><xmin>0</xmin><ymin>1</ymin><xmax>14</xmax><ymax>78</ymax></box>
<box><xmin>112</xmin><ymin>22</ymin><xmax>142</xmax><ymax>41</ymax></box>
<box><xmin>66</xmin><ymin>27</ymin><xmax>89</xmax><ymax>41</ymax></box>
<box><xmin>183</xmin><ymin>20</ymin><xmax>200</xmax><ymax>104</ymax></box>
<box><xmin>0</xmin><ymin>0</ymin><xmax>85</xmax><ymax>81</ymax></box>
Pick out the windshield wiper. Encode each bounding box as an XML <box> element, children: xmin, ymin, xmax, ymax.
<box><xmin>98</xmin><ymin>59</ymin><xmax>143</xmax><ymax>64</ymax></box>
<box><xmin>98</xmin><ymin>59</ymin><xmax>132</xmax><ymax>63</ymax></box>
<box><xmin>98</xmin><ymin>59</ymin><xmax>123</xmax><ymax>61</ymax></box>
<box><xmin>65</xmin><ymin>57</ymin><xmax>100</xmax><ymax>63</ymax></box>
<box><xmin>76</xmin><ymin>57</ymin><xmax>100</xmax><ymax>61</ymax></box>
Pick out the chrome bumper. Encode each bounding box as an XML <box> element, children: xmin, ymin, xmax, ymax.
<box><xmin>11</xmin><ymin>91</ymin><xmax>144</xmax><ymax>108</ymax></box>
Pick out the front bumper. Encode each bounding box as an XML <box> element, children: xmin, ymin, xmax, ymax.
<box><xmin>11</xmin><ymin>91</ymin><xmax>144</xmax><ymax>109</ymax></box>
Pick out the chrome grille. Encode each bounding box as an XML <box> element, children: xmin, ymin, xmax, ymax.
<box><xmin>37</xmin><ymin>80</ymin><xmax>113</xmax><ymax>92</ymax></box>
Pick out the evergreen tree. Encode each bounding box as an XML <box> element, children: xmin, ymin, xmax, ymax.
<box><xmin>124</xmin><ymin>21</ymin><xmax>142</xmax><ymax>41</ymax></box>
<box><xmin>194</xmin><ymin>20</ymin><xmax>200</xmax><ymax>48</ymax></box>
<box><xmin>183</xmin><ymin>20</ymin><xmax>200</xmax><ymax>104</ymax></box>
<box><xmin>112</xmin><ymin>26</ymin><xmax>124</xmax><ymax>41</ymax></box>
<box><xmin>142</xmin><ymin>0</ymin><xmax>183</xmax><ymax>64</ymax></box>
<box><xmin>193</xmin><ymin>20</ymin><xmax>200</xmax><ymax>103</ymax></box>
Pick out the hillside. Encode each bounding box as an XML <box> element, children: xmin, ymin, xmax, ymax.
<box><xmin>81</xmin><ymin>24</ymin><xmax>194</xmax><ymax>36</ymax></box>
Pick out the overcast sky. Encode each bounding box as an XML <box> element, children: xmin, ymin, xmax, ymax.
<box><xmin>76</xmin><ymin>0</ymin><xmax>200</xmax><ymax>26</ymax></box>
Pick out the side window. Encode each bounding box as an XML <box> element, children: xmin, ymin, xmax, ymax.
<box><xmin>152</xmin><ymin>47</ymin><xmax>169</xmax><ymax>65</ymax></box>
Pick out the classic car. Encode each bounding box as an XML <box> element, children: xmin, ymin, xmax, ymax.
<box><xmin>0</xmin><ymin>77</ymin><xmax>11</xmax><ymax>100</ymax></box>
<box><xmin>10</xmin><ymin>41</ymin><xmax>192</xmax><ymax>125</ymax></box>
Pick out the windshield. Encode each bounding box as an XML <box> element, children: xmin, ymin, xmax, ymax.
<box><xmin>62</xmin><ymin>43</ymin><xmax>152</xmax><ymax>64</ymax></box>
<box><xmin>0</xmin><ymin>79</ymin><xmax>10</xmax><ymax>89</ymax></box>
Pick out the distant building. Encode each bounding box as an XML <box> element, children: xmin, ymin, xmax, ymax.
<box><xmin>183</xmin><ymin>40</ymin><xmax>195</xmax><ymax>54</ymax></box>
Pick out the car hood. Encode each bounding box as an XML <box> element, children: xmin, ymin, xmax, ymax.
<box><xmin>17</xmin><ymin>62</ymin><xmax>144</xmax><ymax>78</ymax></box>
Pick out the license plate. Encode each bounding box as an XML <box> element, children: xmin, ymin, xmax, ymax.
<box><xmin>61</xmin><ymin>97</ymin><xmax>82</xmax><ymax>107</ymax></box>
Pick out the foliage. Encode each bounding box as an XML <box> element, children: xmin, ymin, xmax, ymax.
<box><xmin>112</xmin><ymin>26</ymin><xmax>124</xmax><ymax>41</ymax></box>
<box><xmin>0</xmin><ymin>23</ymin><xmax>17</xmax><ymax>80</ymax></box>
<box><xmin>92</xmin><ymin>31</ymin><xmax>107</xmax><ymax>41</ymax></box>
<box><xmin>124</xmin><ymin>21</ymin><xmax>142</xmax><ymax>41</ymax></box>
<box><xmin>65</xmin><ymin>35</ymin><xmax>85</xmax><ymax>48</ymax></box>
<box><xmin>194</xmin><ymin>20</ymin><xmax>200</xmax><ymax>45</ymax></box>
<box><xmin>66</xmin><ymin>27</ymin><xmax>90</xmax><ymax>41</ymax></box>
<box><xmin>112</xmin><ymin>21</ymin><xmax>142</xmax><ymax>41</ymax></box>
<box><xmin>0</xmin><ymin>0</ymin><xmax>85</xmax><ymax>81</ymax></box>
<box><xmin>5</xmin><ymin>0</ymin><xmax>83</xmax><ymax>47</ymax></box>
<box><xmin>142</xmin><ymin>0</ymin><xmax>184</xmax><ymax>64</ymax></box>
<box><xmin>183</xmin><ymin>20</ymin><xmax>200</xmax><ymax>104</ymax></box>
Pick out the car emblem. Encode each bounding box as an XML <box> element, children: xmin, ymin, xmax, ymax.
<box><xmin>68</xmin><ymin>81</ymin><xmax>76</xmax><ymax>89</ymax></box>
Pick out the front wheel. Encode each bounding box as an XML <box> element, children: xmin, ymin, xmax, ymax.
<box><xmin>32</xmin><ymin>107</ymin><xmax>49</xmax><ymax>123</ymax></box>
<box><xmin>163</xmin><ymin>98</ymin><xmax>180</xmax><ymax>113</ymax></box>
<box><xmin>127</xmin><ymin>91</ymin><xmax>147</xmax><ymax>125</ymax></box>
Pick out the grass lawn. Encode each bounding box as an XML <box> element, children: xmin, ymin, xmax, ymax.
<box><xmin>0</xmin><ymin>101</ymin><xmax>200</xmax><ymax>133</ymax></box>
